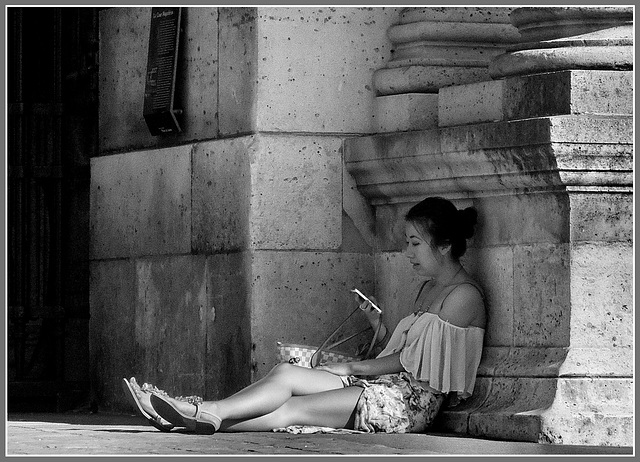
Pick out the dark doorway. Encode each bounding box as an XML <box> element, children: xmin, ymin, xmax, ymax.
<box><xmin>7</xmin><ymin>7</ymin><xmax>98</xmax><ymax>412</ymax></box>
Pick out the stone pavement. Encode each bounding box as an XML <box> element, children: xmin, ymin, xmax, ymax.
<box><xmin>5</xmin><ymin>412</ymin><xmax>633</xmax><ymax>457</ymax></box>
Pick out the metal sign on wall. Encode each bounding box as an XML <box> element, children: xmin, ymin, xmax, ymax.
<box><xmin>143</xmin><ymin>7</ymin><xmax>183</xmax><ymax>136</ymax></box>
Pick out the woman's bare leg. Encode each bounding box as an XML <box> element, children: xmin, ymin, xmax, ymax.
<box><xmin>151</xmin><ymin>363</ymin><xmax>347</xmax><ymax>426</ymax></box>
<box><xmin>220</xmin><ymin>386</ymin><xmax>364</xmax><ymax>432</ymax></box>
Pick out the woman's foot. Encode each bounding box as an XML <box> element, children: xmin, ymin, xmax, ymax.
<box><xmin>151</xmin><ymin>394</ymin><xmax>222</xmax><ymax>435</ymax></box>
<box><xmin>122</xmin><ymin>377</ymin><xmax>175</xmax><ymax>432</ymax></box>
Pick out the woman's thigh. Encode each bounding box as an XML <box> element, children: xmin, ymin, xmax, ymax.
<box><xmin>222</xmin><ymin>386</ymin><xmax>364</xmax><ymax>432</ymax></box>
<box><xmin>261</xmin><ymin>363</ymin><xmax>347</xmax><ymax>396</ymax></box>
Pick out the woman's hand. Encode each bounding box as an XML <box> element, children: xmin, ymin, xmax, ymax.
<box><xmin>356</xmin><ymin>294</ymin><xmax>381</xmax><ymax>327</ymax></box>
<box><xmin>314</xmin><ymin>362</ymin><xmax>354</xmax><ymax>376</ymax></box>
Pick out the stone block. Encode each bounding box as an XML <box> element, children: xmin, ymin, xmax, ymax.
<box><xmin>482</xmin><ymin>347</ymin><xmax>568</xmax><ymax>378</ymax></box>
<box><xmin>439</xmin><ymin>80</ymin><xmax>504</xmax><ymax>128</ymax></box>
<box><xmin>473</xmin><ymin>194</ymin><xmax>569</xmax><ymax>247</ymax></box>
<box><xmin>548</xmin><ymin>115</ymin><xmax>633</xmax><ymax>144</ymax></box>
<box><xmin>439</xmin><ymin>71</ymin><xmax>633</xmax><ymax>127</ymax></box>
<box><xmin>342</xmin><ymin>162</ymin><xmax>375</xmax><ymax>251</ymax></box>
<box><xmin>462</xmin><ymin>246</ymin><xmax>514</xmax><ymax>346</ymax></box>
<box><xmin>513</xmin><ymin>243</ymin><xmax>571</xmax><ymax>347</ymax></box>
<box><xmin>249</xmin><ymin>135</ymin><xmax>342</xmax><ymax>250</ymax></box>
<box><xmin>178</xmin><ymin>8</ymin><xmax>220</xmax><ymax>140</ymax></box>
<box><xmin>341</xmin><ymin>211</ymin><xmax>374</xmax><ymax>254</ymax></box>
<box><xmin>434</xmin><ymin>376</ymin><xmax>493</xmax><ymax>434</ymax></box>
<box><xmin>192</xmin><ymin>138</ymin><xmax>253</xmax><ymax>253</ymax></box>
<box><xmin>559</xmin><ymin>347</ymin><xmax>633</xmax><ymax>378</ymax></box>
<box><xmin>99</xmin><ymin>8</ymin><xmax>221</xmax><ymax>153</ymax></box>
<box><xmin>569</xmin><ymin>193</ymin><xmax>633</xmax><ymax>242</ymax></box>
<box><xmin>539</xmin><ymin>377</ymin><xmax>634</xmax><ymax>446</ymax></box>
<box><xmin>569</xmin><ymin>242</ymin><xmax>633</xmax><ymax>350</ymax></box>
<box><xmin>373</xmin><ymin>94</ymin><xmax>439</xmax><ymax>133</ymax></box>
<box><xmin>98</xmin><ymin>7</ymin><xmax>151</xmax><ymax>152</ymax></box>
<box><xmin>375</xmin><ymin>252</ymin><xmax>422</xmax><ymax>331</ymax></box>
<box><xmin>250</xmin><ymin>251</ymin><xmax>375</xmax><ymax>378</ymax></box>
<box><xmin>374</xmin><ymin>65</ymin><xmax>490</xmax><ymax>95</ymax></box>
<box><xmin>254</xmin><ymin>7</ymin><xmax>399</xmax><ymax>134</ymax></box>
<box><xmin>89</xmin><ymin>259</ymin><xmax>137</xmax><ymax>409</ymax></box>
<box><xmin>134</xmin><ymin>256</ymin><xmax>208</xmax><ymax>398</ymax></box>
<box><xmin>205</xmin><ymin>253</ymin><xmax>253</xmax><ymax>398</ymax></box>
<box><xmin>90</xmin><ymin>146</ymin><xmax>192</xmax><ymax>259</ymax></box>
<box><xmin>467</xmin><ymin>377</ymin><xmax>558</xmax><ymax>442</ymax></box>
<box><xmin>218</xmin><ymin>8</ymin><xmax>258</xmax><ymax>136</ymax></box>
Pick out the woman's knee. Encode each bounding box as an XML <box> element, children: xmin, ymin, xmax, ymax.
<box><xmin>268</xmin><ymin>362</ymin><xmax>300</xmax><ymax>377</ymax></box>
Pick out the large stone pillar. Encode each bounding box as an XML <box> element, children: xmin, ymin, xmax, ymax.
<box><xmin>346</xmin><ymin>6</ymin><xmax>633</xmax><ymax>446</ymax></box>
<box><xmin>372</xmin><ymin>7</ymin><xmax>520</xmax><ymax>132</ymax></box>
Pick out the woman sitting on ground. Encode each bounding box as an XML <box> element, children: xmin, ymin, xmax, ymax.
<box><xmin>123</xmin><ymin>196</ymin><xmax>486</xmax><ymax>434</ymax></box>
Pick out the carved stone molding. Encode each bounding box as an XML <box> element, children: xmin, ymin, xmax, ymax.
<box><xmin>490</xmin><ymin>7</ymin><xmax>633</xmax><ymax>78</ymax></box>
<box><xmin>374</xmin><ymin>7</ymin><xmax>521</xmax><ymax>95</ymax></box>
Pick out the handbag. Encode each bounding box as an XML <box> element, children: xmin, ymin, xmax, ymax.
<box><xmin>277</xmin><ymin>304</ymin><xmax>383</xmax><ymax>368</ymax></box>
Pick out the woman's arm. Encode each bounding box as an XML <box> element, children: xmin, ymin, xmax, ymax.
<box><xmin>315</xmin><ymin>352</ymin><xmax>404</xmax><ymax>377</ymax></box>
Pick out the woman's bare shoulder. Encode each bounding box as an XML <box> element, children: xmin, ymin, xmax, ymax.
<box><xmin>438</xmin><ymin>282</ymin><xmax>486</xmax><ymax>328</ymax></box>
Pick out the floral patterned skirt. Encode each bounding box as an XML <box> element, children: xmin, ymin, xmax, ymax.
<box><xmin>344</xmin><ymin>372</ymin><xmax>446</xmax><ymax>433</ymax></box>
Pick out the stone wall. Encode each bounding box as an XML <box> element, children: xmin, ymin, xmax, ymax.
<box><xmin>91</xmin><ymin>6</ymin><xmax>401</xmax><ymax>409</ymax></box>
<box><xmin>91</xmin><ymin>6</ymin><xmax>633</xmax><ymax>448</ymax></box>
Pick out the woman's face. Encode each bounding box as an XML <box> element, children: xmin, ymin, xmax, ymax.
<box><xmin>404</xmin><ymin>221</ymin><xmax>443</xmax><ymax>277</ymax></box>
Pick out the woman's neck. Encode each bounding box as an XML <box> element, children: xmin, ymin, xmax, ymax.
<box><xmin>433</xmin><ymin>261</ymin><xmax>463</xmax><ymax>286</ymax></box>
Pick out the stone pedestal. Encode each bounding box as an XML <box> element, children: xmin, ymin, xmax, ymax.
<box><xmin>490</xmin><ymin>7</ymin><xmax>633</xmax><ymax>78</ymax></box>
<box><xmin>345</xmin><ymin>70</ymin><xmax>632</xmax><ymax>446</ymax></box>
<box><xmin>372</xmin><ymin>7</ymin><xmax>520</xmax><ymax>132</ymax></box>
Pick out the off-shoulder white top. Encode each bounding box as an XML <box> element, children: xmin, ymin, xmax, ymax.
<box><xmin>377</xmin><ymin>309</ymin><xmax>484</xmax><ymax>398</ymax></box>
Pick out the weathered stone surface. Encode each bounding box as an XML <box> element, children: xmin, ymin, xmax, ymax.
<box><xmin>90</xmin><ymin>146</ymin><xmax>192</xmax><ymax>260</ymax></box>
<box><xmin>373</xmin><ymin>93</ymin><xmax>439</xmax><ymax>133</ymax></box>
<box><xmin>218</xmin><ymin>8</ymin><xmax>258</xmax><ymax>136</ymax></box>
<box><xmin>439</xmin><ymin>80</ymin><xmax>504</xmax><ymax>127</ymax></box>
<box><xmin>569</xmin><ymin>193</ymin><xmax>633</xmax><ymax>242</ymax></box>
<box><xmin>99</xmin><ymin>8</ymin><xmax>220</xmax><ymax>153</ymax></box>
<box><xmin>375</xmin><ymin>252</ymin><xmax>422</xmax><ymax>332</ymax></box>
<box><xmin>508</xmin><ymin>7</ymin><xmax>633</xmax><ymax>43</ymax></box>
<box><xmin>473</xmin><ymin>194</ymin><xmax>570</xmax><ymax>247</ymax></box>
<box><xmin>89</xmin><ymin>259</ymin><xmax>137</xmax><ymax>409</ymax></box>
<box><xmin>192</xmin><ymin>138</ymin><xmax>253</xmax><ymax>253</ymax></box>
<box><xmin>489</xmin><ymin>7</ymin><xmax>633</xmax><ymax>78</ymax></box>
<box><xmin>559</xmin><ymin>347</ymin><xmax>633</xmax><ymax>377</ymax></box>
<box><xmin>249</xmin><ymin>135</ymin><xmax>343</xmax><ymax>250</ymax></box>
<box><xmin>133</xmin><ymin>256</ymin><xmax>208</xmax><ymax>398</ymax></box>
<box><xmin>479</xmin><ymin>347</ymin><xmax>568</xmax><ymax>377</ymax></box>
<box><xmin>439</xmin><ymin>71</ymin><xmax>633</xmax><ymax>127</ymax></box>
<box><xmin>342</xmin><ymin>163</ymin><xmax>375</xmax><ymax>250</ymax></box>
<box><xmin>374</xmin><ymin>7</ymin><xmax>519</xmax><ymax>95</ymax></box>
<box><xmin>467</xmin><ymin>377</ymin><xmax>558</xmax><ymax>442</ymax></box>
<box><xmin>374</xmin><ymin>66</ymin><xmax>490</xmax><ymax>95</ymax></box>
<box><xmin>513</xmin><ymin>243</ymin><xmax>571</xmax><ymax>347</ymax></box>
<box><xmin>569</xmin><ymin>242</ymin><xmax>633</xmax><ymax>349</ymax></box>
<box><xmin>205</xmin><ymin>253</ymin><xmax>253</xmax><ymax>398</ymax></box>
<box><xmin>254</xmin><ymin>7</ymin><xmax>399</xmax><ymax>134</ymax></box>
<box><xmin>462</xmin><ymin>246</ymin><xmax>514</xmax><ymax>347</ymax></box>
<box><xmin>345</xmin><ymin>115</ymin><xmax>632</xmax><ymax>205</ymax></box>
<box><xmin>250</xmin><ymin>251</ymin><xmax>375</xmax><ymax>379</ymax></box>
<box><xmin>539</xmin><ymin>377</ymin><xmax>634</xmax><ymax>446</ymax></box>
<box><xmin>98</xmin><ymin>7</ymin><xmax>151</xmax><ymax>152</ymax></box>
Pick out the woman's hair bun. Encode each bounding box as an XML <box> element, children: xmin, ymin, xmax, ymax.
<box><xmin>458</xmin><ymin>207</ymin><xmax>478</xmax><ymax>239</ymax></box>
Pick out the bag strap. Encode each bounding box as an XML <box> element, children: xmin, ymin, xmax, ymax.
<box><xmin>310</xmin><ymin>305</ymin><xmax>382</xmax><ymax>368</ymax></box>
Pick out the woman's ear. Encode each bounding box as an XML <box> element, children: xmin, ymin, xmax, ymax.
<box><xmin>439</xmin><ymin>243</ymin><xmax>452</xmax><ymax>256</ymax></box>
